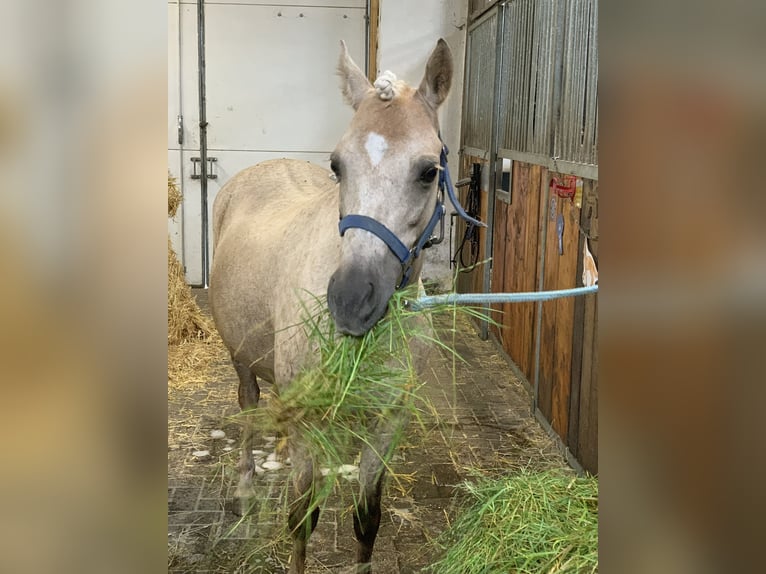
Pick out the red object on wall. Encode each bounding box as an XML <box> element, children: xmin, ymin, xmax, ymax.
<box><xmin>550</xmin><ymin>175</ymin><xmax>577</xmax><ymax>199</ymax></box>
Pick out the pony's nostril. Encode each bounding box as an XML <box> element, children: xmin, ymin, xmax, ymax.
<box><xmin>363</xmin><ymin>282</ymin><xmax>375</xmax><ymax>302</ymax></box>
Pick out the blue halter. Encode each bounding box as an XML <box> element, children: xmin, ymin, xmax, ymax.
<box><xmin>338</xmin><ymin>142</ymin><xmax>485</xmax><ymax>290</ymax></box>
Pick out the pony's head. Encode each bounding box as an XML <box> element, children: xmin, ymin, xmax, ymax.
<box><xmin>327</xmin><ymin>39</ymin><xmax>453</xmax><ymax>336</ymax></box>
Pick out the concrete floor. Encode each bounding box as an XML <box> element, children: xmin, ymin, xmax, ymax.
<box><xmin>168</xmin><ymin>289</ymin><xmax>566</xmax><ymax>573</ymax></box>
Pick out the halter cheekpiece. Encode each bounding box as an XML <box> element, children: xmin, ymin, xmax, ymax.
<box><xmin>337</xmin><ymin>140</ymin><xmax>485</xmax><ymax>290</ymax></box>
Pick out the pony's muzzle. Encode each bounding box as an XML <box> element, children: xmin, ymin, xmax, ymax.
<box><xmin>327</xmin><ymin>266</ymin><xmax>391</xmax><ymax>336</ymax></box>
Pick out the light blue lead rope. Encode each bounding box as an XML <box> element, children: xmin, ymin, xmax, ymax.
<box><xmin>411</xmin><ymin>285</ymin><xmax>598</xmax><ymax>310</ymax></box>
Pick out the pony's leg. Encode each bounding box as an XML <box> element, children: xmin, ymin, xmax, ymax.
<box><xmin>353</xmin><ymin>438</ymin><xmax>391</xmax><ymax>573</ymax></box>
<box><xmin>286</xmin><ymin>439</ymin><xmax>320</xmax><ymax>574</ymax></box>
<box><xmin>233</xmin><ymin>359</ymin><xmax>260</xmax><ymax>515</ymax></box>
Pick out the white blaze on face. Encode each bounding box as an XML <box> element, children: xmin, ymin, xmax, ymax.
<box><xmin>364</xmin><ymin>132</ymin><xmax>388</xmax><ymax>167</ymax></box>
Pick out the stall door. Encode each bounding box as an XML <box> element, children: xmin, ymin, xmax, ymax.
<box><xmin>168</xmin><ymin>1</ymin><xmax>367</xmax><ymax>285</ymax></box>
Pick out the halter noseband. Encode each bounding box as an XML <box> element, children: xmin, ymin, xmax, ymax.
<box><xmin>337</xmin><ymin>141</ymin><xmax>485</xmax><ymax>290</ymax></box>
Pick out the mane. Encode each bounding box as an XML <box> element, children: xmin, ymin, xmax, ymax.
<box><xmin>373</xmin><ymin>70</ymin><xmax>407</xmax><ymax>101</ymax></box>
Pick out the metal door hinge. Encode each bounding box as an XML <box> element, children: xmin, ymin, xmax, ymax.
<box><xmin>190</xmin><ymin>157</ymin><xmax>217</xmax><ymax>179</ymax></box>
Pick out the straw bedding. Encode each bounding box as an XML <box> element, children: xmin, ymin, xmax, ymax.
<box><xmin>167</xmin><ymin>173</ymin><xmax>223</xmax><ymax>390</ymax></box>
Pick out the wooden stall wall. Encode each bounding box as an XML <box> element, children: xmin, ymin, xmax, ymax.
<box><xmin>536</xmin><ymin>175</ymin><xmax>586</xmax><ymax>441</ymax></box>
<box><xmin>566</xmin><ymin>181</ymin><xmax>598</xmax><ymax>472</ymax></box>
<box><xmin>457</xmin><ymin>0</ymin><xmax>599</xmax><ymax>474</ymax></box>
<box><xmin>475</xmin><ymin>159</ymin><xmax>598</xmax><ymax>474</ymax></box>
<box><xmin>489</xmin><ymin>162</ymin><xmax>544</xmax><ymax>382</ymax></box>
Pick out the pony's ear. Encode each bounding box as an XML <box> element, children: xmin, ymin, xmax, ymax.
<box><xmin>417</xmin><ymin>38</ymin><xmax>453</xmax><ymax>109</ymax></box>
<box><xmin>338</xmin><ymin>40</ymin><xmax>372</xmax><ymax>110</ymax></box>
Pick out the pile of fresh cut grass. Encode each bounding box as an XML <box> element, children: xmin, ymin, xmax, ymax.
<box><xmin>429</xmin><ymin>469</ymin><xmax>598</xmax><ymax>574</ymax></box>
<box><xmin>255</xmin><ymin>288</ymin><xmax>484</xmax><ymax>504</ymax></box>
<box><xmin>261</xmin><ymin>289</ymin><xmax>433</xmax><ymax>470</ymax></box>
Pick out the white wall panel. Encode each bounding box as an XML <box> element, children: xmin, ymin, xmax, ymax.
<box><xmin>378</xmin><ymin>0</ymin><xmax>469</xmax><ymax>289</ymax></box>
<box><xmin>168</xmin><ymin>0</ymin><xmax>365</xmax><ymax>284</ymax></box>
<box><xmin>204</xmin><ymin>4</ymin><xmax>365</xmax><ymax>153</ymax></box>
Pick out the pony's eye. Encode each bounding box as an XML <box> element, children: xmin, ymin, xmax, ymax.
<box><xmin>419</xmin><ymin>166</ymin><xmax>438</xmax><ymax>185</ymax></box>
<box><xmin>330</xmin><ymin>158</ymin><xmax>341</xmax><ymax>182</ymax></box>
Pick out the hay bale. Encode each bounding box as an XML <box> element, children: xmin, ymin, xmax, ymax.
<box><xmin>167</xmin><ymin>171</ymin><xmax>213</xmax><ymax>344</ymax></box>
<box><xmin>167</xmin><ymin>238</ymin><xmax>214</xmax><ymax>345</ymax></box>
<box><xmin>168</xmin><ymin>172</ymin><xmax>182</xmax><ymax>217</ymax></box>
<box><xmin>167</xmin><ymin>172</ymin><xmax>222</xmax><ymax>388</ymax></box>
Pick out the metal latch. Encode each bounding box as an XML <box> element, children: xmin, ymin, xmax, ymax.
<box><xmin>190</xmin><ymin>157</ymin><xmax>217</xmax><ymax>179</ymax></box>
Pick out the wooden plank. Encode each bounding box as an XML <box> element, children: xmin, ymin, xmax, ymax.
<box><xmin>538</xmin><ymin>172</ymin><xmax>557</xmax><ymax>422</ymax></box>
<box><xmin>549</xmin><ymin>194</ymin><xmax>579</xmax><ymax>440</ymax></box>
<box><xmin>522</xmin><ymin>165</ymin><xmax>542</xmax><ymax>376</ymax></box>
<box><xmin>578</xmin><ymin>294</ymin><xmax>598</xmax><ymax>473</ymax></box>
<box><xmin>567</xmin><ymin>179</ymin><xmax>592</xmax><ymax>456</ymax></box>
<box><xmin>367</xmin><ymin>0</ymin><xmax>379</xmax><ymax>81</ymax></box>
<box><xmin>501</xmin><ymin>162</ymin><xmax>524</xmax><ymax>370</ymax></box>
<box><xmin>577</xmin><ymin>182</ymin><xmax>598</xmax><ymax>473</ymax></box>
<box><xmin>506</xmin><ymin>163</ymin><xmax>542</xmax><ymax>380</ymax></box>
<box><xmin>532</xmin><ymin>165</ymin><xmax>548</xmax><ymax>410</ymax></box>
<box><xmin>501</xmin><ymin>161</ymin><xmax>535</xmax><ymax>378</ymax></box>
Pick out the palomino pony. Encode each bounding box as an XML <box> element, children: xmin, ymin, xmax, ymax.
<box><xmin>210</xmin><ymin>39</ymin><xmax>454</xmax><ymax>573</ymax></box>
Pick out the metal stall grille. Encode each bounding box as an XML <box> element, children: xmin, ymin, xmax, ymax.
<box><xmin>499</xmin><ymin>0</ymin><xmax>559</xmax><ymax>160</ymax></box>
<box><xmin>554</xmin><ymin>0</ymin><xmax>598</xmax><ymax>167</ymax></box>
<box><xmin>462</xmin><ymin>9</ymin><xmax>498</xmax><ymax>157</ymax></box>
<box><xmin>469</xmin><ymin>0</ymin><xmax>502</xmax><ymax>20</ymax></box>
<box><xmin>489</xmin><ymin>0</ymin><xmax>598</xmax><ymax>180</ymax></box>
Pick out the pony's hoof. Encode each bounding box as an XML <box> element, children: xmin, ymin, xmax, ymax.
<box><xmin>230</xmin><ymin>496</ymin><xmax>256</xmax><ymax>517</ymax></box>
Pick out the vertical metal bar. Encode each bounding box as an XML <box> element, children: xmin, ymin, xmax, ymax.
<box><xmin>529</xmin><ymin>0</ymin><xmax>541</xmax><ymax>153</ymax></box>
<box><xmin>550</xmin><ymin>0</ymin><xmax>566</xmax><ymax>161</ymax></box>
<box><xmin>480</xmin><ymin>21</ymin><xmax>489</xmax><ymax>150</ymax></box>
<box><xmin>572</xmin><ymin>0</ymin><xmax>581</xmax><ymax>162</ymax></box>
<box><xmin>538</xmin><ymin>0</ymin><xmax>550</xmax><ymax>155</ymax></box>
<box><xmin>584</xmin><ymin>0</ymin><xmax>598</xmax><ymax>164</ymax></box>
<box><xmin>519</xmin><ymin>0</ymin><xmax>527</xmax><ymax>151</ymax></box>
<box><xmin>515</xmin><ymin>0</ymin><xmax>521</xmax><ymax>148</ymax></box>
<box><xmin>584</xmin><ymin>0</ymin><xmax>594</xmax><ymax>163</ymax></box>
<box><xmin>577</xmin><ymin>0</ymin><xmax>587</xmax><ymax>161</ymax></box>
<box><xmin>543</xmin><ymin>0</ymin><xmax>554</xmax><ymax>154</ymax></box>
<box><xmin>500</xmin><ymin>11</ymin><xmax>509</xmax><ymax>151</ymax></box>
<box><xmin>480</xmin><ymin>3</ymin><xmax>505</xmax><ymax>341</ymax></box>
<box><xmin>509</xmin><ymin>3</ymin><xmax>517</xmax><ymax>151</ymax></box>
<box><xmin>541</xmin><ymin>0</ymin><xmax>555</xmax><ymax>155</ymax></box>
<box><xmin>532</xmin><ymin>168</ymin><xmax>550</xmax><ymax>413</ymax></box>
<box><xmin>496</xmin><ymin>7</ymin><xmax>509</xmax><ymax>153</ymax></box>
<box><xmin>196</xmin><ymin>0</ymin><xmax>210</xmax><ymax>288</ymax></box>
<box><xmin>561</xmin><ymin>0</ymin><xmax>572</xmax><ymax>163</ymax></box>
<box><xmin>176</xmin><ymin>0</ymin><xmax>186</xmax><ymax>259</ymax></box>
<box><xmin>592</xmin><ymin>98</ymin><xmax>598</xmax><ymax>164</ymax></box>
<box><xmin>574</xmin><ymin>0</ymin><xmax>586</xmax><ymax>163</ymax></box>
<box><xmin>460</xmin><ymin>25</ymin><xmax>472</xmax><ymax>151</ymax></box>
<box><xmin>523</xmin><ymin>0</ymin><xmax>533</xmax><ymax>151</ymax></box>
<box><xmin>489</xmin><ymin>14</ymin><xmax>498</xmax><ymax>151</ymax></box>
<box><xmin>513</xmin><ymin>4</ymin><xmax>522</xmax><ymax>151</ymax></box>
<box><xmin>365</xmin><ymin>0</ymin><xmax>370</xmax><ymax>77</ymax></box>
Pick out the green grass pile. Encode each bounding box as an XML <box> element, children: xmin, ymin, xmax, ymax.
<box><xmin>429</xmin><ymin>469</ymin><xmax>598</xmax><ymax>574</ymax></box>
<box><xmin>260</xmin><ymin>288</ymin><xmax>435</xmax><ymax>473</ymax></box>
<box><xmin>254</xmin><ymin>288</ymin><xmax>484</xmax><ymax>505</ymax></box>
